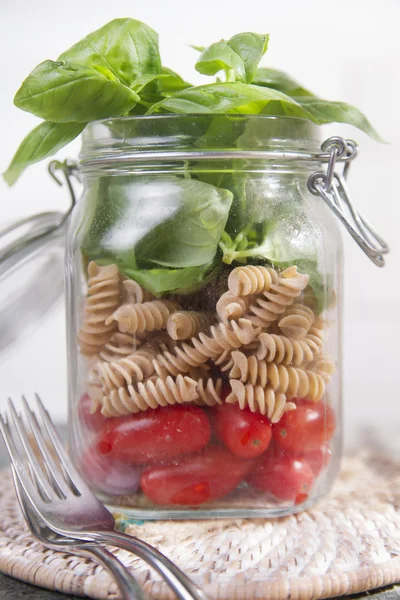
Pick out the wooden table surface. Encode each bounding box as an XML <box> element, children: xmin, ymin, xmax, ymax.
<box><xmin>0</xmin><ymin>430</ymin><xmax>399</xmax><ymax>600</ymax></box>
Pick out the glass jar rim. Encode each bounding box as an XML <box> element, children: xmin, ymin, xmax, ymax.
<box><xmin>79</xmin><ymin>114</ymin><xmax>323</xmax><ymax>169</ymax></box>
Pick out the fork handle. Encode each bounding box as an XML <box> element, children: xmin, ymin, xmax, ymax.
<box><xmin>77</xmin><ymin>543</ymin><xmax>148</xmax><ymax>600</ymax></box>
<box><xmin>93</xmin><ymin>531</ymin><xmax>208</xmax><ymax>600</ymax></box>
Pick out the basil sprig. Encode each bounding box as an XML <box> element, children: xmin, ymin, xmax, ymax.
<box><xmin>4</xmin><ymin>18</ymin><xmax>383</xmax><ymax>184</ymax></box>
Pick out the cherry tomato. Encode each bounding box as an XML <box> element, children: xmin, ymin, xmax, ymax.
<box><xmin>248</xmin><ymin>454</ymin><xmax>314</xmax><ymax>502</ymax></box>
<box><xmin>96</xmin><ymin>405</ymin><xmax>210</xmax><ymax>465</ymax></box>
<box><xmin>141</xmin><ymin>445</ymin><xmax>255</xmax><ymax>505</ymax></box>
<box><xmin>214</xmin><ymin>403</ymin><xmax>272</xmax><ymax>459</ymax></box>
<box><xmin>273</xmin><ymin>401</ymin><xmax>336</xmax><ymax>453</ymax></box>
<box><xmin>80</xmin><ymin>446</ymin><xmax>140</xmax><ymax>495</ymax></box>
<box><xmin>78</xmin><ymin>393</ymin><xmax>109</xmax><ymax>432</ymax></box>
<box><xmin>298</xmin><ymin>445</ymin><xmax>332</xmax><ymax>476</ymax></box>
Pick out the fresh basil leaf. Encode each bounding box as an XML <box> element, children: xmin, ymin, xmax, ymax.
<box><xmin>196</xmin><ymin>33</ymin><xmax>269</xmax><ymax>83</ymax></box>
<box><xmin>228</xmin><ymin>33</ymin><xmax>269</xmax><ymax>83</ymax></box>
<box><xmin>253</xmin><ymin>67</ymin><xmax>313</xmax><ymax>96</ymax></box>
<box><xmin>128</xmin><ymin>69</ymin><xmax>192</xmax><ymax>114</ymax></box>
<box><xmin>58</xmin><ymin>18</ymin><xmax>161</xmax><ymax>87</ymax></box>
<box><xmin>3</xmin><ymin>121</ymin><xmax>85</xmax><ymax>185</ymax></box>
<box><xmin>148</xmin><ymin>82</ymin><xmax>311</xmax><ymax>117</ymax></box>
<box><xmin>135</xmin><ymin>179</ymin><xmax>233</xmax><ymax>267</ymax></box>
<box><xmin>123</xmin><ymin>262</ymin><xmax>217</xmax><ymax>296</ymax></box>
<box><xmin>196</xmin><ymin>41</ymin><xmax>246</xmax><ymax>81</ymax></box>
<box><xmin>82</xmin><ymin>176</ymin><xmax>232</xmax><ymax>269</ymax></box>
<box><xmin>14</xmin><ymin>60</ymin><xmax>139</xmax><ymax>122</ymax></box>
<box><xmin>294</xmin><ymin>97</ymin><xmax>385</xmax><ymax>142</ymax></box>
<box><xmin>130</xmin><ymin>73</ymin><xmax>168</xmax><ymax>93</ymax></box>
<box><xmin>158</xmin><ymin>67</ymin><xmax>192</xmax><ymax>96</ymax></box>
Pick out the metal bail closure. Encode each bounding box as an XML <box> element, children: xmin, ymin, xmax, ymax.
<box><xmin>308</xmin><ymin>137</ymin><xmax>389</xmax><ymax>267</ymax></box>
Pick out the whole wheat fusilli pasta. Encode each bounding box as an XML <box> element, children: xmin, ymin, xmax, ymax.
<box><xmin>193</xmin><ymin>378</ymin><xmax>223</xmax><ymax>406</ymax></box>
<box><xmin>99</xmin><ymin>332</ymin><xmax>140</xmax><ymax>363</ymax></box>
<box><xmin>228</xmin><ymin>265</ymin><xmax>277</xmax><ymax>296</ymax></box>
<box><xmin>152</xmin><ymin>318</ymin><xmax>261</xmax><ymax>378</ymax></box>
<box><xmin>167</xmin><ymin>311</ymin><xmax>213</xmax><ymax>341</ymax></box>
<box><xmin>100</xmin><ymin>374</ymin><xmax>198</xmax><ymax>417</ymax></box>
<box><xmin>278</xmin><ymin>304</ymin><xmax>315</xmax><ymax>339</ymax></box>
<box><xmin>245</xmin><ymin>266</ymin><xmax>309</xmax><ymax>329</ymax></box>
<box><xmin>97</xmin><ymin>348</ymin><xmax>157</xmax><ymax>391</ymax></box>
<box><xmin>255</xmin><ymin>330</ymin><xmax>323</xmax><ymax>365</ymax></box>
<box><xmin>226</xmin><ymin>380</ymin><xmax>296</xmax><ymax>422</ymax></box>
<box><xmin>229</xmin><ymin>351</ymin><xmax>326</xmax><ymax>400</ymax></box>
<box><xmin>309</xmin><ymin>354</ymin><xmax>336</xmax><ymax>381</ymax></box>
<box><xmin>77</xmin><ymin>262</ymin><xmax>121</xmax><ymax>356</ymax></box>
<box><xmin>106</xmin><ymin>299</ymin><xmax>180</xmax><ymax>335</ymax></box>
<box><xmin>122</xmin><ymin>279</ymin><xmax>154</xmax><ymax>304</ymax></box>
<box><xmin>216</xmin><ymin>292</ymin><xmax>250</xmax><ymax>324</ymax></box>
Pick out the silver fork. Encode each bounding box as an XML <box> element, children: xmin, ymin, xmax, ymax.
<box><xmin>0</xmin><ymin>395</ymin><xmax>208</xmax><ymax>600</ymax></box>
<box><xmin>11</xmin><ymin>465</ymin><xmax>148</xmax><ymax>600</ymax></box>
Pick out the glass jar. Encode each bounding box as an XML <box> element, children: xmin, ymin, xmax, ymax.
<box><xmin>66</xmin><ymin>115</ymin><xmax>386</xmax><ymax>519</ymax></box>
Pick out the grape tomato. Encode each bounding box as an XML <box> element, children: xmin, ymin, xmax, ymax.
<box><xmin>95</xmin><ymin>405</ymin><xmax>210</xmax><ymax>465</ymax></box>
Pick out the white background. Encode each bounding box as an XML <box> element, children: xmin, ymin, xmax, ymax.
<box><xmin>0</xmin><ymin>0</ymin><xmax>399</xmax><ymax>451</ymax></box>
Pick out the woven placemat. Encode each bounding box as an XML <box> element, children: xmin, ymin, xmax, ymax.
<box><xmin>0</xmin><ymin>453</ymin><xmax>399</xmax><ymax>600</ymax></box>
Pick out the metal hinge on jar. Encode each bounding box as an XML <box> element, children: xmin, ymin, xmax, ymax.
<box><xmin>308</xmin><ymin>137</ymin><xmax>389</xmax><ymax>267</ymax></box>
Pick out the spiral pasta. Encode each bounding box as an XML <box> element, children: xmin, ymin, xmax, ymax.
<box><xmin>228</xmin><ymin>265</ymin><xmax>277</xmax><ymax>296</ymax></box>
<box><xmin>193</xmin><ymin>378</ymin><xmax>223</xmax><ymax>407</ymax></box>
<box><xmin>77</xmin><ymin>262</ymin><xmax>121</xmax><ymax>356</ymax></box>
<box><xmin>100</xmin><ymin>374</ymin><xmax>198</xmax><ymax>417</ymax></box>
<box><xmin>98</xmin><ymin>332</ymin><xmax>141</xmax><ymax>363</ymax></box>
<box><xmin>97</xmin><ymin>348</ymin><xmax>157</xmax><ymax>391</ymax></box>
<box><xmin>122</xmin><ymin>279</ymin><xmax>154</xmax><ymax>304</ymax></box>
<box><xmin>309</xmin><ymin>354</ymin><xmax>336</xmax><ymax>381</ymax></box>
<box><xmin>106</xmin><ymin>299</ymin><xmax>180</xmax><ymax>335</ymax></box>
<box><xmin>255</xmin><ymin>330</ymin><xmax>323</xmax><ymax>365</ymax></box>
<box><xmin>152</xmin><ymin>318</ymin><xmax>261</xmax><ymax>378</ymax></box>
<box><xmin>216</xmin><ymin>292</ymin><xmax>250</xmax><ymax>324</ymax></box>
<box><xmin>226</xmin><ymin>380</ymin><xmax>296</xmax><ymax>422</ymax></box>
<box><xmin>245</xmin><ymin>266</ymin><xmax>309</xmax><ymax>329</ymax></box>
<box><xmin>229</xmin><ymin>351</ymin><xmax>326</xmax><ymax>400</ymax></box>
<box><xmin>167</xmin><ymin>311</ymin><xmax>213</xmax><ymax>341</ymax></box>
<box><xmin>278</xmin><ymin>304</ymin><xmax>315</xmax><ymax>339</ymax></box>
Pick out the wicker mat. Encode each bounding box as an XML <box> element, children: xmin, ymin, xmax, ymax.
<box><xmin>0</xmin><ymin>453</ymin><xmax>399</xmax><ymax>600</ymax></box>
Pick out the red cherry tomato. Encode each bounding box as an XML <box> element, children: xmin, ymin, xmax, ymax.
<box><xmin>274</xmin><ymin>401</ymin><xmax>336</xmax><ymax>453</ymax></box>
<box><xmin>141</xmin><ymin>445</ymin><xmax>255</xmax><ymax>505</ymax></box>
<box><xmin>80</xmin><ymin>446</ymin><xmax>140</xmax><ymax>496</ymax></box>
<box><xmin>78</xmin><ymin>393</ymin><xmax>109</xmax><ymax>432</ymax></box>
<box><xmin>298</xmin><ymin>445</ymin><xmax>332</xmax><ymax>476</ymax></box>
<box><xmin>248</xmin><ymin>454</ymin><xmax>314</xmax><ymax>502</ymax></box>
<box><xmin>96</xmin><ymin>405</ymin><xmax>210</xmax><ymax>465</ymax></box>
<box><xmin>214</xmin><ymin>403</ymin><xmax>272</xmax><ymax>459</ymax></box>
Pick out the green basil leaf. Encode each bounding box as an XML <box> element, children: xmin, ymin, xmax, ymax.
<box><xmin>14</xmin><ymin>60</ymin><xmax>139</xmax><ymax>122</ymax></box>
<box><xmin>253</xmin><ymin>67</ymin><xmax>313</xmax><ymax>96</ymax></box>
<box><xmin>196</xmin><ymin>41</ymin><xmax>246</xmax><ymax>81</ymax></box>
<box><xmin>157</xmin><ymin>67</ymin><xmax>192</xmax><ymax>96</ymax></box>
<box><xmin>295</xmin><ymin>97</ymin><xmax>385</xmax><ymax>142</ymax></box>
<box><xmin>135</xmin><ymin>179</ymin><xmax>233</xmax><ymax>267</ymax></box>
<box><xmin>196</xmin><ymin>33</ymin><xmax>269</xmax><ymax>83</ymax></box>
<box><xmin>149</xmin><ymin>82</ymin><xmax>311</xmax><ymax>117</ymax></box>
<box><xmin>58</xmin><ymin>18</ymin><xmax>161</xmax><ymax>87</ymax></box>
<box><xmin>227</xmin><ymin>33</ymin><xmax>269</xmax><ymax>83</ymax></box>
<box><xmin>130</xmin><ymin>73</ymin><xmax>168</xmax><ymax>93</ymax></box>
<box><xmin>123</xmin><ymin>262</ymin><xmax>217</xmax><ymax>296</ymax></box>
<box><xmin>3</xmin><ymin>121</ymin><xmax>85</xmax><ymax>185</ymax></box>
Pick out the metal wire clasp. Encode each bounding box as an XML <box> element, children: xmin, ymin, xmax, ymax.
<box><xmin>308</xmin><ymin>137</ymin><xmax>389</xmax><ymax>267</ymax></box>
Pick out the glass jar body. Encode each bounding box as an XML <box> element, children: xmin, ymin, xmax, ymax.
<box><xmin>66</xmin><ymin>115</ymin><xmax>343</xmax><ymax>519</ymax></box>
